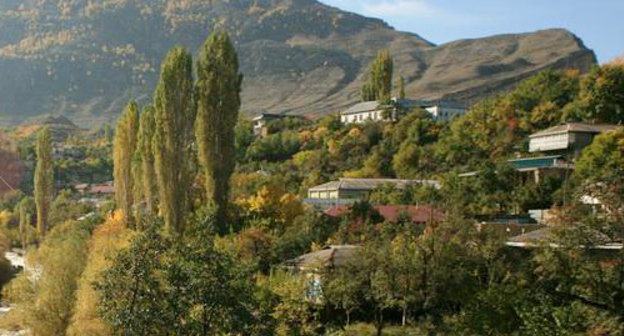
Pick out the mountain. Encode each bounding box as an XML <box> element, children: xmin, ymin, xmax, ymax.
<box><xmin>0</xmin><ymin>0</ymin><xmax>596</xmax><ymax>126</ymax></box>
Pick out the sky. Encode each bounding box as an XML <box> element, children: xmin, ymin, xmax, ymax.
<box><xmin>320</xmin><ymin>0</ymin><xmax>623</xmax><ymax>63</ymax></box>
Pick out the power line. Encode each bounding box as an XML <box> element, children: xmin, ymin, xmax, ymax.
<box><xmin>0</xmin><ymin>172</ymin><xmax>16</xmax><ymax>191</ymax></box>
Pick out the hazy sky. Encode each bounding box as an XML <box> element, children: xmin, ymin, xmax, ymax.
<box><xmin>320</xmin><ymin>0</ymin><xmax>623</xmax><ymax>63</ymax></box>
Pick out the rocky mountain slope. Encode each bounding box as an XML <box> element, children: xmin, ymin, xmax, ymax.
<box><xmin>0</xmin><ymin>0</ymin><xmax>596</xmax><ymax>126</ymax></box>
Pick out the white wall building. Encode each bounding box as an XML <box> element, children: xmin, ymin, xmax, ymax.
<box><xmin>339</xmin><ymin>101</ymin><xmax>396</xmax><ymax>124</ymax></box>
<box><xmin>340</xmin><ymin>99</ymin><xmax>466</xmax><ymax>125</ymax></box>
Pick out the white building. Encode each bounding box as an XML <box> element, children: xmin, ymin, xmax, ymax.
<box><xmin>422</xmin><ymin>102</ymin><xmax>467</xmax><ymax>120</ymax></box>
<box><xmin>340</xmin><ymin>101</ymin><xmax>396</xmax><ymax>124</ymax></box>
<box><xmin>529</xmin><ymin>123</ymin><xmax>621</xmax><ymax>155</ymax></box>
<box><xmin>340</xmin><ymin>99</ymin><xmax>466</xmax><ymax>125</ymax></box>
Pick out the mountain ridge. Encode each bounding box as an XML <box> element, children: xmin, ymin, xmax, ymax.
<box><xmin>0</xmin><ymin>0</ymin><xmax>596</xmax><ymax>126</ymax></box>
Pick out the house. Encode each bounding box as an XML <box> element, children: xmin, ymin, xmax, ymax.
<box><xmin>420</xmin><ymin>100</ymin><xmax>467</xmax><ymax>120</ymax></box>
<box><xmin>305</xmin><ymin>178</ymin><xmax>441</xmax><ymax>209</ymax></box>
<box><xmin>324</xmin><ymin>204</ymin><xmax>445</xmax><ymax>225</ymax></box>
<box><xmin>529</xmin><ymin>123</ymin><xmax>621</xmax><ymax>156</ymax></box>
<box><xmin>75</xmin><ymin>181</ymin><xmax>115</xmax><ymax>197</ymax></box>
<box><xmin>340</xmin><ymin>99</ymin><xmax>466</xmax><ymax>125</ymax></box>
<box><xmin>281</xmin><ymin>245</ymin><xmax>360</xmax><ymax>302</ymax></box>
<box><xmin>506</xmin><ymin>227</ymin><xmax>623</xmax><ymax>253</ymax></box>
<box><xmin>507</xmin><ymin>155</ymin><xmax>574</xmax><ymax>184</ymax></box>
<box><xmin>53</xmin><ymin>145</ymin><xmax>85</xmax><ymax>160</ymax></box>
<box><xmin>252</xmin><ymin>113</ymin><xmax>286</xmax><ymax>136</ymax></box>
<box><xmin>252</xmin><ymin>113</ymin><xmax>305</xmax><ymax>137</ymax></box>
<box><xmin>340</xmin><ymin>101</ymin><xmax>396</xmax><ymax>124</ymax></box>
<box><xmin>283</xmin><ymin>245</ymin><xmax>360</xmax><ymax>272</ymax></box>
<box><xmin>476</xmin><ymin>214</ymin><xmax>545</xmax><ymax>238</ymax></box>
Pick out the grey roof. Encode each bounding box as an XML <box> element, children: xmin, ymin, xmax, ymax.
<box><xmin>530</xmin><ymin>123</ymin><xmax>621</xmax><ymax>138</ymax></box>
<box><xmin>284</xmin><ymin>245</ymin><xmax>360</xmax><ymax>270</ymax></box>
<box><xmin>308</xmin><ymin>178</ymin><xmax>441</xmax><ymax>192</ymax></box>
<box><xmin>506</xmin><ymin>226</ymin><xmax>623</xmax><ymax>250</ymax></box>
<box><xmin>252</xmin><ymin>113</ymin><xmax>286</xmax><ymax>122</ymax></box>
<box><xmin>341</xmin><ymin>101</ymin><xmax>387</xmax><ymax>116</ymax></box>
<box><xmin>508</xmin><ymin>227</ymin><xmax>553</xmax><ymax>243</ymax></box>
<box><xmin>341</xmin><ymin>99</ymin><xmax>467</xmax><ymax>116</ymax></box>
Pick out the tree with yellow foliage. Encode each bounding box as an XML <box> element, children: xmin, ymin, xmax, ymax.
<box><xmin>67</xmin><ymin>211</ymin><xmax>131</xmax><ymax>336</ymax></box>
<box><xmin>238</xmin><ymin>185</ymin><xmax>304</xmax><ymax>231</ymax></box>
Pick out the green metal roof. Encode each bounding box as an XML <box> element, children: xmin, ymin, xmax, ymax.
<box><xmin>507</xmin><ymin>155</ymin><xmax>567</xmax><ymax>170</ymax></box>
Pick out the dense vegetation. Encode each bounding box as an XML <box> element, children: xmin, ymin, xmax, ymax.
<box><xmin>0</xmin><ymin>41</ymin><xmax>622</xmax><ymax>336</ymax></box>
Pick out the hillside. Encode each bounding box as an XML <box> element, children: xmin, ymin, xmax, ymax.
<box><xmin>0</xmin><ymin>0</ymin><xmax>596</xmax><ymax>126</ymax></box>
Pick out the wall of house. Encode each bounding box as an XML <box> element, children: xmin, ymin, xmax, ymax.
<box><xmin>307</xmin><ymin>190</ymin><xmax>340</xmax><ymax>199</ymax></box>
<box><xmin>569</xmin><ymin>132</ymin><xmax>595</xmax><ymax>151</ymax></box>
<box><xmin>337</xmin><ymin>189</ymin><xmax>369</xmax><ymax>199</ymax></box>
<box><xmin>341</xmin><ymin>109</ymin><xmax>393</xmax><ymax>124</ymax></box>
<box><xmin>425</xmin><ymin>106</ymin><xmax>466</xmax><ymax>120</ymax></box>
<box><xmin>529</xmin><ymin>133</ymin><xmax>570</xmax><ymax>152</ymax></box>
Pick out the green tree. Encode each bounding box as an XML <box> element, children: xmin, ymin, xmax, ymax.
<box><xmin>113</xmin><ymin>102</ymin><xmax>139</xmax><ymax>228</ymax></box>
<box><xmin>195</xmin><ymin>30</ymin><xmax>243</xmax><ymax>234</ymax></box>
<box><xmin>360</xmin><ymin>50</ymin><xmax>394</xmax><ymax>102</ymax></box>
<box><xmin>97</xmin><ymin>215</ymin><xmax>254</xmax><ymax>336</ymax></box>
<box><xmin>398</xmin><ymin>75</ymin><xmax>406</xmax><ymax>99</ymax></box>
<box><xmin>136</xmin><ymin>105</ymin><xmax>158</xmax><ymax>216</ymax></box>
<box><xmin>17</xmin><ymin>197</ymin><xmax>34</xmax><ymax>248</ymax></box>
<box><xmin>573</xmin><ymin>127</ymin><xmax>624</xmax><ymax>222</ymax></box>
<box><xmin>96</xmin><ymin>224</ymin><xmax>168</xmax><ymax>336</ymax></box>
<box><xmin>577</xmin><ymin>63</ymin><xmax>624</xmax><ymax>124</ymax></box>
<box><xmin>153</xmin><ymin>47</ymin><xmax>196</xmax><ymax>236</ymax></box>
<box><xmin>234</xmin><ymin>115</ymin><xmax>255</xmax><ymax>163</ymax></box>
<box><xmin>3</xmin><ymin>218</ymin><xmax>96</xmax><ymax>336</ymax></box>
<box><xmin>34</xmin><ymin>127</ymin><xmax>54</xmax><ymax>237</ymax></box>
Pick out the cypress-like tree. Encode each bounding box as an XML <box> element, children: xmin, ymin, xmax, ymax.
<box><xmin>135</xmin><ymin>105</ymin><xmax>158</xmax><ymax>217</ymax></box>
<box><xmin>153</xmin><ymin>47</ymin><xmax>195</xmax><ymax>236</ymax></box>
<box><xmin>17</xmin><ymin>197</ymin><xmax>33</xmax><ymax>248</ymax></box>
<box><xmin>113</xmin><ymin>102</ymin><xmax>139</xmax><ymax>227</ymax></box>
<box><xmin>195</xmin><ymin>30</ymin><xmax>243</xmax><ymax>235</ymax></box>
<box><xmin>34</xmin><ymin>127</ymin><xmax>53</xmax><ymax>237</ymax></box>
<box><xmin>360</xmin><ymin>50</ymin><xmax>394</xmax><ymax>102</ymax></box>
<box><xmin>398</xmin><ymin>75</ymin><xmax>406</xmax><ymax>99</ymax></box>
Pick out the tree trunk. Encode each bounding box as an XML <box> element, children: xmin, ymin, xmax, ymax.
<box><xmin>346</xmin><ymin>310</ymin><xmax>350</xmax><ymax>327</ymax></box>
<box><xmin>376</xmin><ymin>310</ymin><xmax>384</xmax><ymax>336</ymax></box>
<box><xmin>402</xmin><ymin>305</ymin><xmax>407</xmax><ymax>326</ymax></box>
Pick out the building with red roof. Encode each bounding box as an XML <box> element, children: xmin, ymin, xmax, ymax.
<box><xmin>324</xmin><ymin>204</ymin><xmax>444</xmax><ymax>225</ymax></box>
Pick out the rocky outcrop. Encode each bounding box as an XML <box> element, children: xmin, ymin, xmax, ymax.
<box><xmin>0</xmin><ymin>0</ymin><xmax>596</xmax><ymax>126</ymax></box>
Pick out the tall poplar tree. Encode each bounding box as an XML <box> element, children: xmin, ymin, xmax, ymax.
<box><xmin>135</xmin><ymin>105</ymin><xmax>157</xmax><ymax>216</ymax></box>
<box><xmin>360</xmin><ymin>50</ymin><xmax>394</xmax><ymax>102</ymax></box>
<box><xmin>153</xmin><ymin>47</ymin><xmax>195</xmax><ymax>236</ymax></box>
<box><xmin>17</xmin><ymin>197</ymin><xmax>33</xmax><ymax>248</ymax></box>
<box><xmin>398</xmin><ymin>75</ymin><xmax>406</xmax><ymax>99</ymax></box>
<box><xmin>195</xmin><ymin>30</ymin><xmax>243</xmax><ymax>235</ymax></box>
<box><xmin>113</xmin><ymin>102</ymin><xmax>139</xmax><ymax>227</ymax></box>
<box><xmin>34</xmin><ymin>127</ymin><xmax>53</xmax><ymax>237</ymax></box>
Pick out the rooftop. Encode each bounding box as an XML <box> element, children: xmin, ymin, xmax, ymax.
<box><xmin>341</xmin><ymin>101</ymin><xmax>387</xmax><ymax>116</ymax></box>
<box><xmin>341</xmin><ymin>99</ymin><xmax>467</xmax><ymax>116</ymax></box>
<box><xmin>283</xmin><ymin>245</ymin><xmax>360</xmax><ymax>271</ymax></box>
<box><xmin>529</xmin><ymin>123</ymin><xmax>621</xmax><ymax>138</ymax></box>
<box><xmin>308</xmin><ymin>178</ymin><xmax>441</xmax><ymax>192</ymax></box>
<box><xmin>506</xmin><ymin>227</ymin><xmax>623</xmax><ymax>250</ymax></box>
<box><xmin>252</xmin><ymin>113</ymin><xmax>287</xmax><ymax>121</ymax></box>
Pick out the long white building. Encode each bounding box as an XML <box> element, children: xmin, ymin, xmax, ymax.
<box><xmin>340</xmin><ymin>98</ymin><xmax>466</xmax><ymax>125</ymax></box>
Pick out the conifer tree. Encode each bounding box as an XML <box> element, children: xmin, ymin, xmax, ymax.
<box><xmin>34</xmin><ymin>127</ymin><xmax>53</xmax><ymax>237</ymax></box>
<box><xmin>153</xmin><ymin>47</ymin><xmax>195</xmax><ymax>236</ymax></box>
<box><xmin>113</xmin><ymin>102</ymin><xmax>139</xmax><ymax>228</ymax></box>
<box><xmin>136</xmin><ymin>105</ymin><xmax>157</xmax><ymax>216</ymax></box>
<box><xmin>360</xmin><ymin>50</ymin><xmax>394</xmax><ymax>102</ymax></box>
<box><xmin>195</xmin><ymin>30</ymin><xmax>243</xmax><ymax>235</ymax></box>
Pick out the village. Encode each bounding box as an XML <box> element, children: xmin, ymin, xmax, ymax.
<box><xmin>0</xmin><ymin>3</ymin><xmax>621</xmax><ymax>333</ymax></box>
